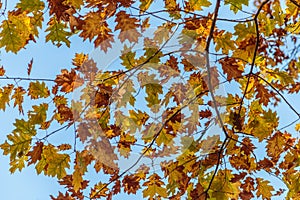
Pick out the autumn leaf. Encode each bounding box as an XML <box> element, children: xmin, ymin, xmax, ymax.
<box><xmin>55</xmin><ymin>69</ymin><xmax>82</xmax><ymax>93</ymax></box>
<box><xmin>256</xmin><ymin>178</ymin><xmax>274</xmax><ymax>200</ymax></box>
<box><xmin>214</xmin><ymin>31</ymin><xmax>236</xmax><ymax>54</ymax></box>
<box><xmin>0</xmin><ymin>66</ymin><xmax>5</xmax><ymax>76</ymax></box>
<box><xmin>50</xmin><ymin>191</ymin><xmax>74</xmax><ymax>200</ymax></box>
<box><xmin>139</xmin><ymin>0</ymin><xmax>154</xmax><ymax>13</ymax></box>
<box><xmin>28</xmin><ymin>103</ymin><xmax>48</xmax><ymax>124</ymax></box>
<box><xmin>17</xmin><ymin>0</ymin><xmax>45</xmax><ymax>13</ymax></box>
<box><xmin>0</xmin><ymin>12</ymin><xmax>33</xmax><ymax>53</ymax></box>
<box><xmin>72</xmin><ymin>53</ymin><xmax>88</xmax><ymax>68</ymax></box>
<box><xmin>12</xmin><ymin>86</ymin><xmax>26</xmax><ymax>114</ymax></box>
<box><xmin>255</xmin><ymin>83</ymin><xmax>273</xmax><ymax>106</ymax></box>
<box><xmin>225</xmin><ymin>0</ymin><xmax>249</xmax><ymax>14</ymax></box>
<box><xmin>27</xmin><ymin>58</ymin><xmax>33</xmax><ymax>76</ymax></box>
<box><xmin>115</xmin><ymin>11</ymin><xmax>141</xmax><ymax>43</ymax></box>
<box><xmin>143</xmin><ymin>173</ymin><xmax>167</xmax><ymax>199</ymax></box>
<box><xmin>27</xmin><ymin>142</ymin><xmax>44</xmax><ymax>165</ymax></box>
<box><xmin>79</xmin><ymin>11</ymin><xmax>114</xmax><ymax>52</ymax></box>
<box><xmin>0</xmin><ymin>84</ymin><xmax>14</xmax><ymax>111</ymax></box>
<box><xmin>220</xmin><ymin>57</ymin><xmax>244</xmax><ymax>81</ymax></box>
<box><xmin>57</xmin><ymin>144</ymin><xmax>72</xmax><ymax>151</ymax></box>
<box><xmin>122</xmin><ymin>175</ymin><xmax>141</xmax><ymax>194</ymax></box>
<box><xmin>45</xmin><ymin>16</ymin><xmax>72</xmax><ymax>47</ymax></box>
<box><xmin>186</xmin><ymin>0</ymin><xmax>212</xmax><ymax>11</ymax></box>
<box><xmin>37</xmin><ymin>144</ymin><xmax>70</xmax><ymax>179</ymax></box>
<box><xmin>28</xmin><ymin>81</ymin><xmax>50</xmax><ymax>99</ymax></box>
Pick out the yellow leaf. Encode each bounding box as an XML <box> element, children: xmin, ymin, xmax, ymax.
<box><xmin>73</xmin><ymin>169</ymin><xmax>83</xmax><ymax>192</ymax></box>
<box><xmin>295</xmin><ymin>123</ymin><xmax>300</xmax><ymax>132</ymax></box>
<box><xmin>72</xmin><ymin>53</ymin><xmax>88</xmax><ymax>67</ymax></box>
<box><xmin>139</xmin><ymin>0</ymin><xmax>154</xmax><ymax>13</ymax></box>
<box><xmin>42</xmin><ymin>144</ymin><xmax>70</xmax><ymax>179</ymax></box>
<box><xmin>143</xmin><ymin>173</ymin><xmax>167</xmax><ymax>198</ymax></box>
<box><xmin>256</xmin><ymin>178</ymin><xmax>274</xmax><ymax>199</ymax></box>
<box><xmin>186</xmin><ymin>0</ymin><xmax>211</xmax><ymax>11</ymax></box>
<box><xmin>11</xmin><ymin>87</ymin><xmax>26</xmax><ymax>114</ymax></box>
<box><xmin>0</xmin><ymin>84</ymin><xmax>14</xmax><ymax>111</ymax></box>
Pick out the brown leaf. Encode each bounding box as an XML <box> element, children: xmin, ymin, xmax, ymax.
<box><xmin>115</xmin><ymin>11</ymin><xmax>141</xmax><ymax>43</ymax></box>
<box><xmin>27</xmin><ymin>142</ymin><xmax>44</xmax><ymax>165</ymax></box>
<box><xmin>47</xmin><ymin>0</ymin><xmax>70</xmax><ymax>20</ymax></box>
<box><xmin>94</xmin><ymin>84</ymin><xmax>113</xmax><ymax>107</ymax></box>
<box><xmin>57</xmin><ymin>144</ymin><xmax>72</xmax><ymax>151</ymax></box>
<box><xmin>255</xmin><ymin>84</ymin><xmax>273</xmax><ymax>106</ymax></box>
<box><xmin>122</xmin><ymin>175</ymin><xmax>141</xmax><ymax>194</ymax></box>
<box><xmin>220</xmin><ymin>57</ymin><xmax>243</xmax><ymax>81</ymax></box>
<box><xmin>27</xmin><ymin>58</ymin><xmax>33</xmax><ymax>76</ymax></box>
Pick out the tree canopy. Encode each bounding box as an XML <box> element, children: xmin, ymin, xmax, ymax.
<box><xmin>0</xmin><ymin>0</ymin><xmax>300</xmax><ymax>199</ymax></box>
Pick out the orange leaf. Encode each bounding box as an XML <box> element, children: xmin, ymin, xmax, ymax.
<box><xmin>79</xmin><ymin>12</ymin><xmax>114</xmax><ymax>52</ymax></box>
<box><xmin>115</xmin><ymin>11</ymin><xmax>141</xmax><ymax>43</ymax></box>
<box><xmin>55</xmin><ymin>69</ymin><xmax>83</xmax><ymax>93</ymax></box>
<box><xmin>57</xmin><ymin>144</ymin><xmax>72</xmax><ymax>151</ymax></box>
<box><xmin>0</xmin><ymin>66</ymin><xmax>5</xmax><ymax>76</ymax></box>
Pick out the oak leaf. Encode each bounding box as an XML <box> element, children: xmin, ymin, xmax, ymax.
<box><xmin>220</xmin><ymin>57</ymin><xmax>244</xmax><ymax>81</ymax></box>
<box><xmin>80</xmin><ymin>12</ymin><xmax>114</xmax><ymax>52</ymax></box>
<box><xmin>27</xmin><ymin>142</ymin><xmax>44</xmax><ymax>165</ymax></box>
<box><xmin>256</xmin><ymin>178</ymin><xmax>274</xmax><ymax>200</ymax></box>
<box><xmin>28</xmin><ymin>81</ymin><xmax>50</xmax><ymax>99</ymax></box>
<box><xmin>115</xmin><ymin>11</ymin><xmax>141</xmax><ymax>43</ymax></box>
<box><xmin>45</xmin><ymin>16</ymin><xmax>72</xmax><ymax>47</ymax></box>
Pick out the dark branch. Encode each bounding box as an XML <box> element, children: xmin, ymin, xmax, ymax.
<box><xmin>238</xmin><ymin>0</ymin><xmax>270</xmax><ymax>115</ymax></box>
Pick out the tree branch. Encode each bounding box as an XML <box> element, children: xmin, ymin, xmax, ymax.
<box><xmin>238</xmin><ymin>0</ymin><xmax>270</xmax><ymax>115</ymax></box>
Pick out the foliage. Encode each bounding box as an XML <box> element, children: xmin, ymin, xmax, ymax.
<box><xmin>0</xmin><ymin>0</ymin><xmax>300</xmax><ymax>199</ymax></box>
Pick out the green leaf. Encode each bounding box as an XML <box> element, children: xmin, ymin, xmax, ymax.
<box><xmin>28</xmin><ymin>81</ymin><xmax>50</xmax><ymax>99</ymax></box>
<box><xmin>0</xmin><ymin>119</ymin><xmax>36</xmax><ymax>172</ymax></box>
<box><xmin>16</xmin><ymin>0</ymin><xmax>45</xmax><ymax>13</ymax></box>
<box><xmin>225</xmin><ymin>0</ymin><xmax>249</xmax><ymax>14</ymax></box>
<box><xmin>45</xmin><ymin>16</ymin><xmax>72</xmax><ymax>47</ymax></box>
<box><xmin>28</xmin><ymin>103</ymin><xmax>48</xmax><ymax>125</ymax></box>
<box><xmin>214</xmin><ymin>31</ymin><xmax>236</xmax><ymax>54</ymax></box>
<box><xmin>188</xmin><ymin>0</ymin><xmax>212</xmax><ymax>11</ymax></box>
<box><xmin>233</xmin><ymin>22</ymin><xmax>256</xmax><ymax>41</ymax></box>
<box><xmin>0</xmin><ymin>13</ymin><xmax>32</xmax><ymax>53</ymax></box>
